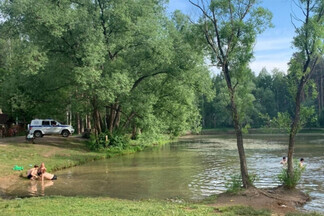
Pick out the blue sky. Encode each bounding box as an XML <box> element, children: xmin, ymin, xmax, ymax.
<box><xmin>167</xmin><ymin>0</ymin><xmax>302</xmax><ymax>74</ymax></box>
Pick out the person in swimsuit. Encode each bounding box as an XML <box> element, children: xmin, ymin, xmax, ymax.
<box><xmin>38</xmin><ymin>162</ymin><xmax>57</xmax><ymax>180</ymax></box>
<box><xmin>280</xmin><ymin>157</ymin><xmax>287</xmax><ymax>165</ymax></box>
<box><xmin>299</xmin><ymin>158</ymin><xmax>304</xmax><ymax>168</ymax></box>
<box><xmin>27</xmin><ymin>165</ymin><xmax>39</xmax><ymax>180</ymax></box>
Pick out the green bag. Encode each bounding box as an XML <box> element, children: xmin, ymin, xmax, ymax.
<box><xmin>13</xmin><ymin>165</ymin><xmax>24</xmax><ymax>171</ymax></box>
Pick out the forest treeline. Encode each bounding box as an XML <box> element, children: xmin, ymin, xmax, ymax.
<box><xmin>0</xmin><ymin>0</ymin><xmax>323</xmax><ymax>143</ymax></box>
<box><xmin>202</xmin><ymin>59</ymin><xmax>324</xmax><ymax>129</ymax></box>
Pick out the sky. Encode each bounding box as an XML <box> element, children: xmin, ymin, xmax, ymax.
<box><xmin>167</xmin><ymin>0</ymin><xmax>302</xmax><ymax>74</ymax></box>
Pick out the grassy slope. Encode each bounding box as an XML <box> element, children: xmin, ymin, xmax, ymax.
<box><xmin>0</xmin><ymin>137</ymin><xmax>105</xmax><ymax>177</ymax></box>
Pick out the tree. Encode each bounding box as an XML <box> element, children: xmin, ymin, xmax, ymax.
<box><xmin>0</xmin><ymin>0</ymin><xmax>213</xmax><ymax>140</ymax></box>
<box><xmin>190</xmin><ymin>0</ymin><xmax>272</xmax><ymax>188</ymax></box>
<box><xmin>286</xmin><ymin>0</ymin><xmax>324</xmax><ymax>183</ymax></box>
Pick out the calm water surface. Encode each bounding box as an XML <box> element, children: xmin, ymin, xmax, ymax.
<box><xmin>3</xmin><ymin>134</ymin><xmax>324</xmax><ymax>213</ymax></box>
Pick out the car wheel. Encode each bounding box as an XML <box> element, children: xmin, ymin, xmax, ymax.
<box><xmin>62</xmin><ymin>130</ymin><xmax>70</xmax><ymax>137</ymax></box>
<box><xmin>34</xmin><ymin>131</ymin><xmax>42</xmax><ymax>138</ymax></box>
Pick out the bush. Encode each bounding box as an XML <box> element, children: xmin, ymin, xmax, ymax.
<box><xmin>225</xmin><ymin>175</ymin><xmax>243</xmax><ymax>194</ymax></box>
<box><xmin>278</xmin><ymin>161</ymin><xmax>305</xmax><ymax>189</ymax></box>
<box><xmin>86</xmin><ymin>134</ymin><xmax>101</xmax><ymax>151</ymax></box>
<box><xmin>82</xmin><ymin>128</ymin><xmax>91</xmax><ymax>138</ymax></box>
<box><xmin>225</xmin><ymin>173</ymin><xmax>258</xmax><ymax>194</ymax></box>
<box><xmin>86</xmin><ymin>131</ymin><xmax>130</xmax><ymax>151</ymax></box>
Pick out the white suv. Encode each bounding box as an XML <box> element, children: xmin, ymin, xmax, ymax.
<box><xmin>28</xmin><ymin>119</ymin><xmax>74</xmax><ymax>138</ymax></box>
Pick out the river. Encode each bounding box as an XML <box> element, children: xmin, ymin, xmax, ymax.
<box><xmin>2</xmin><ymin>134</ymin><xmax>324</xmax><ymax>213</ymax></box>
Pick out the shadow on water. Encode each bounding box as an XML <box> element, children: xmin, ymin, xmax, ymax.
<box><xmin>1</xmin><ymin>134</ymin><xmax>324</xmax><ymax>213</ymax></box>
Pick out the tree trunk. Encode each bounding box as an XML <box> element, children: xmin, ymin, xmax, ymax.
<box><xmin>287</xmin><ymin>80</ymin><xmax>304</xmax><ymax>178</ymax></box>
<box><xmin>93</xmin><ymin>108</ymin><xmax>102</xmax><ymax>134</ymax></box>
<box><xmin>107</xmin><ymin>102</ymin><xmax>121</xmax><ymax>132</ymax></box>
<box><xmin>113</xmin><ymin>105</ymin><xmax>121</xmax><ymax>129</ymax></box>
<box><xmin>85</xmin><ymin>114</ymin><xmax>91</xmax><ymax>129</ymax></box>
<box><xmin>99</xmin><ymin>111</ymin><xmax>104</xmax><ymax>132</ymax></box>
<box><xmin>80</xmin><ymin>115</ymin><xmax>84</xmax><ymax>133</ymax></box>
<box><xmin>69</xmin><ymin>110</ymin><xmax>72</xmax><ymax>126</ymax></box>
<box><xmin>105</xmin><ymin>106</ymin><xmax>110</xmax><ymax>131</ymax></box>
<box><xmin>123</xmin><ymin>111</ymin><xmax>136</xmax><ymax>129</ymax></box>
<box><xmin>77</xmin><ymin>113</ymin><xmax>81</xmax><ymax>134</ymax></box>
<box><xmin>92</xmin><ymin>98</ymin><xmax>101</xmax><ymax>134</ymax></box>
<box><xmin>321</xmin><ymin>76</ymin><xmax>323</xmax><ymax>113</ymax></box>
<box><xmin>230</xmin><ymin>91</ymin><xmax>251</xmax><ymax>188</ymax></box>
<box><xmin>223</xmin><ymin>64</ymin><xmax>251</xmax><ymax>188</ymax></box>
<box><xmin>131</xmin><ymin>125</ymin><xmax>137</xmax><ymax>139</ymax></box>
<box><xmin>317</xmin><ymin>75</ymin><xmax>320</xmax><ymax>116</ymax></box>
<box><xmin>108</xmin><ymin>103</ymin><xmax>116</xmax><ymax>133</ymax></box>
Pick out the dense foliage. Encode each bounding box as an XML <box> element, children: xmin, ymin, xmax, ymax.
<box><xmin>0</xmin><ymin>0</ymin><xmax>213</xmax><ymax>143</ymax></box>
<box><xmin>1</xmin><ymin>0</ymin><xmax>324</xmax><ymax>146</ymax></box>
<box><xmin>201</xmin><ymin>65</ymin><xmax>324</xmax><ymax>129</ymax></box>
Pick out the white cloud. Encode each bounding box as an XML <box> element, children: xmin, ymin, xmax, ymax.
<box><xmin>250</xmin><ymin>60</ymin><xmax>288</xmax><ymax>74</ymax></box>
<box><xmin>254</xmin><ymin>37</ymin><xmax>293</xmax><ymax>52</ymax></box>
<box><xmin>255</xmin><ymin>50</ymin><xmax>292</xmax><ymax>61</ymax></box>
<box><xmin>251</xmin><ymin>36</ymin><xmax>295</xmax><ymax>73</ymax></box>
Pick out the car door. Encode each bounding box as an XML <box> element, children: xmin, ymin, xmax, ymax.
<box><xmin>41</xmin><ymin>120</ymin><xmax>51</xmax><ymax>134</ymax></box>
<box><xmin>50</xmin><ymin>121</ymin><xmax>61</xmax><ymax>134</ymax></box>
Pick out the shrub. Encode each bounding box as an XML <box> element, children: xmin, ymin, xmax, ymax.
<box><xmin>225</xmin><ymin>173</ymin><xmax>258</xmax><ymax>194</ymax></box>
<box><xmin>248</xmin><ymin>173</ymin><xmax>259</xmax><ymax>185</ymax></box>
<box><xmin>225</xmin><ymin>174</ymin><xmax>242</xmax><ymax>194</ymax></box>
<box><xmin>86</xmin><ymin>131</ymin><xmax>130</xmax><ymax>151</ymax></box>
<box><xmin>86</xmin><ymin>133</ymin><xmax>101</xmax><ymax>151</ymax></box>
<box><xmin>278</xmin><ymin>161</ymin><xmax>305</xmax><ymax>189</ymax></box>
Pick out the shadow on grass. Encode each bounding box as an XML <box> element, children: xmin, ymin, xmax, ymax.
<box><xmin>4</xmin><ymin>136</ymin><xmax>91</xmax><ymax>152</ymax></box>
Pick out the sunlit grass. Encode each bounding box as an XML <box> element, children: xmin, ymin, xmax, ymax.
<box><xmin>216</xmin><ymin>206</ymin><xmax>271</xmax><ymax>216</ymax></box>
<box><xmin>0</xmin><ymin>137</ymin><xmax>105</xmax><ymax>177</ymax></box>
<box><xmin>0</xmin><ymin>196</ymin><xmax>215</xmax><ymax>216</ymax></box>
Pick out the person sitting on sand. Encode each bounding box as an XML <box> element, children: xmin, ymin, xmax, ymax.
<box><xmin>280</xmin><ymin>157</ymin><xmax>287</xmax><ymax>165</ymax></box>
<box><xmin>27</xmin><ymin>165</ymin><xmax>39</xmax><ymax>180</ymax></box>
<box><xmin>38</xmin><ymin>162</ymin><xmax>57</xmax><ymax>180</ymax></box>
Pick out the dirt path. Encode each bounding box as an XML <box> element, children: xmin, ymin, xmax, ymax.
<box><xmin>0</xmin><ymin>135</ymin><xmax>84</xmax><ymax>145</ymax></box>
<box><xmin>212</xmin><ymin>187</ymin><xmax>310</xmax><ymax>215</ymax></box>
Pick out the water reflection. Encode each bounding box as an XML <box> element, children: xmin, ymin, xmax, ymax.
<box><xmin>6</xmin><ymin>180</ymin><xmax>55</xmax><ymax>198</ymax></box>
<box><xmin>27</xmin><ymin>180</ymin><xmax>54</xmax><ymax>196</ymax></box>
<box><xmin>1</xmin><ymin>134</ymin><xmax>324</xmax><ymax>213</ymax></box>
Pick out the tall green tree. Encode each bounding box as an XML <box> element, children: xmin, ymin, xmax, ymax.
<box><xmin>0</xmin><ymin>0</ymin><xmax>213</xmax><ymax>139</ymax></box>
<box><xmin>190</xmin><ymin>0</ymin><xmax>272</xmax><ymax>188</ymax></box>
<box><xmin>286</xmin><ymin>0</ymin><xmax>324</xmax><ymax>183</ymax></box>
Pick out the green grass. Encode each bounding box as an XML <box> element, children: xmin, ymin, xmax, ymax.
<box><xmin>0</xmin><ymin>196</ymin><xmax>215</xmax><ymax>216</ymax></box>
<box><xmin>0</xmin><ymin>134</ymin><xmax>174</xmax><ymax>178</ymax></box>
<box><xmin>0</xmin><ymin>197</ymin><xmax>322</xmax><ymax>216</ymax></box>
<box><xmin>216</xmin><ymin>206</ymin><xmax>271</xmax><ymax>216</ymax></box>
<box><xmin>0</xmin><ymin>137</ymin><xmax>106</xmax><ymax>177</ymax></box>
